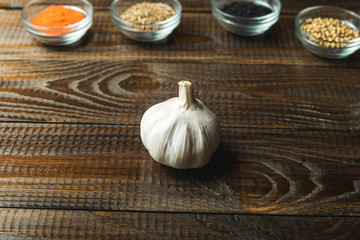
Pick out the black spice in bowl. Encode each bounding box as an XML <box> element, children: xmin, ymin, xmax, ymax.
<box><xmin>222</xmin><ymin>1</ymin><xmax>273</xmax><ymax>18</ymax></box>
<box><xmin>212</xmin><ymin>0</ymin><xmax>281</xmax><ymax>36</ymax></box>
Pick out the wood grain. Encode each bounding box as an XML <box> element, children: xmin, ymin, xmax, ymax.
<box><xmin>0</xmin><ymin>208</ymin><xmax>359</xmax><ymax>239</ymax></box>
<box><xmin>1</xmin><ymin>58</ymin><xmax>359</xmax><ymax>128</ymax></box>
<box><xmin>0</xmin><ymin>0</ymin><xmax>360</xmax><ymax>238</ymax></box>
<box><xmin>1</xmin><ymin>10</ymin><xmax>360</xmax><ymax>129</ymax></box>
<box><xmin>0</xmin><ymin>123</ymin><xmax>358</xmax><ymax>215</ymax></box>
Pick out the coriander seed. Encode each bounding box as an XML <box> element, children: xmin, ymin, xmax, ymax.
<box><xmin>301</xmin><ymin>17</ymin><xmax>360</xmax><ymax>48</ymax></box>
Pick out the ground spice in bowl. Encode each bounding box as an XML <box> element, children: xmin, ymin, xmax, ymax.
<box><xmin>221</xmin><ymin>1</ymin><xmax>273</xmax><ymax>18</ymax></box>
<box><xmin>301</xmin><ymin>17</ymin><xmax>360</xmax><ymax>48</ymax></box>
<box><xmin>31</xmin><ymin>5</ymin><xmax>85</xmax><ymax>35</ymax></box>
<box><xmin>118</xmin><ymin>1</ymin><xmax>175</xmax><ymax>31</ymax></box>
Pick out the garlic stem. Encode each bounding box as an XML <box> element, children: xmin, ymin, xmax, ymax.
<box><xmin>178</xmin><ymin>81</ymin><xmax>196</xmax><ymax>109</ymax></box>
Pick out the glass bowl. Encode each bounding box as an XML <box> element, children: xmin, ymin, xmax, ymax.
<box><xmin>211</xmin><ymin>0</ymin><xmax>281</xmax><ymax>36</ymax></box>
<box><xmin>110</xmin><ymin>0</ymin><xmax>182</xmax><ymax>42</ymax></box>
<box><xmin>295</xmin><ymin>6</ymin><xmax>360</xmax><ymax>59</ymax></box>
<box><xmin>21</xmin><ymin>0</ymin><xmax>93</xmax><ymax>46</ymax></box>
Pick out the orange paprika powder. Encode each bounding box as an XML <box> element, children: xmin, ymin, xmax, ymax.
<box><xmin>32</xmin><ymin>5</ymin><xmax>85</xmax><ymax>35</ymax></box>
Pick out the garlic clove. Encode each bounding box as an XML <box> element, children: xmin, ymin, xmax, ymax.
<box><xmin>140</xmin><ymin>81</ymin><xmax>220</xmax><ymax>169</ymax></box>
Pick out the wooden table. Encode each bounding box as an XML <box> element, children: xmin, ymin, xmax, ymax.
<box><xmin>0</xmin><ymin>0</ymin><xmax>360</xmax><ymax>239</ymax></box>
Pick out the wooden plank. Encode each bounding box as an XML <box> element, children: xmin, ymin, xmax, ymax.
<box><xmin>0</xmin><ymin>208</ymin><xmax>359</xmax><ymax>239</ymax></box>
<box><xmin>0</xmin><ymin>58</ymin><xmax>359</xmax><ymax>128</ymax></box>
<box><xmin>1</xmin><ymin>10</ymin><xmax>359</xmax><ymax>130</ymax></box>
<box><xmin>0</xmin><ymin>123</ymin><xmax>359</xmax><ymax>215</ymax></box>
<box><xmin>0</xmin><ymin>0</ymin><xmax>358</xmax><ymax>236</ymax></box>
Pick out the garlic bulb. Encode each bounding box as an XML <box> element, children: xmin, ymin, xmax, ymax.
<box><xmin>140</xmin><ymin>81</ymin><xmax>220</xmax><ymax>169</ymax></box>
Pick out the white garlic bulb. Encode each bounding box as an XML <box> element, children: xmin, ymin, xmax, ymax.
<box><xmin>140</xmin><ymin>81</ymin><xmax>220</xmax><ymax>169</ymax></box>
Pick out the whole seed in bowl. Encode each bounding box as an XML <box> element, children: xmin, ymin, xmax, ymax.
<box><xmin>119</xmin><ymin>1</ymin><xmax>175</xmax><ymax>31</ymax></box>
<box><xmin>301</xmin><ymin>17</ymin><xmax>360</xmax><ymax>48</ymax></box>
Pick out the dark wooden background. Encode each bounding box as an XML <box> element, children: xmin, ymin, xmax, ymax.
<box><xmin>0</xmin><ymin>0</ymin><xmax>360</xmax><ymax>239</ymax></box>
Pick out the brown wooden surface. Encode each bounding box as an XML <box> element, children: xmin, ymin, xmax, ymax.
<box><xmin>0</xmin><ymin>0</ymin><xmax>360</xmax><ymax>239</ymax></box>
<box><xmin>0</xmin><ymin>208</ymin><xmax>359</xmax><ymax>239</ymax></box>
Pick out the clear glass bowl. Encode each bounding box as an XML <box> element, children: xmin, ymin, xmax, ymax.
<box><xmin>21</xmin><ymin>0</ymin><xmax>93</xmax><ymax>46</ymax></box>
<box><xmin>211</xmin><ymin>0</ymin><xmax>281</xmax><ymax>36</ymax></box>
<box><xmin>110</xmin><ymin>0</ymin><xmax>182</xmax><ymax>42</ymax></box>
<box><xmin>295</xmin><ymin>6</ymin><xmax>360</xmax><ymax>59</ymax></box>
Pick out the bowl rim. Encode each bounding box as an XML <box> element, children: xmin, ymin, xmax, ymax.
<box><xmin>110</xmin><ymin>0</ymin><xmax>182</xmax><ymax>28</ymax></box>
<box><xmin>21</xmin><ymin>0</ymin><xmax>93</xmax><ymax>35</ymax></box>
<box><xmin>295</xmin><ymin>5</ymin><xmax>360</xmax><ymax>46</ymax></box>
<box><xmin>212</xmin><ymin>0</ymin><xmax>281</xmax><ymax>21</ymax></box>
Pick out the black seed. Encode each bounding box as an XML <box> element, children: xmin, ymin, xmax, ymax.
<box><xmin>221</xmin><ymin>2</ymin><xmax>273</xmax><ymax>18</ymax></box>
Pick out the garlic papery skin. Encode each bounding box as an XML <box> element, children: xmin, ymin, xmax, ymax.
<box><xmin>140</xmin><ymin>81</ymin><xmax>220</xmax><ymax>169</ymax></box>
